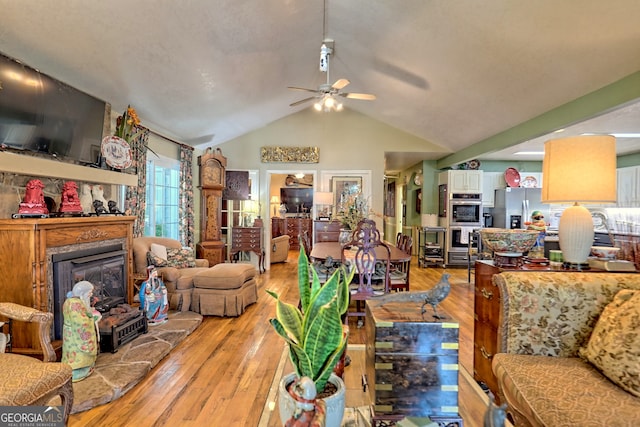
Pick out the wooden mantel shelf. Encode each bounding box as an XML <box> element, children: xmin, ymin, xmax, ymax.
<box><xmin>0</xmin><ymin>150</ymin><xmax>138</xmax><ymax>186</ymax></box>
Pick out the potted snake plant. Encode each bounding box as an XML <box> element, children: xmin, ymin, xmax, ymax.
<box><xmin>267</xmin><ymin>248</ymin><xmax>353</xmax><ymax>427</ymax></box>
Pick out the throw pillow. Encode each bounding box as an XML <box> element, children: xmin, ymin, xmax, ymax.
<box><xmin>165</xmin><ymin>247</ymin><xmax>197</xmax><ymax>269</ymax></box>
<box><xmin>150</xmin><ymin>243</ymin><xmax>168</xmax><ymax>260</ymax></box>
<box><xmin>579</xmin><ymin>289</ymin><xmax>640</xmax><ymax>397</ymax></box>
<box><xmin>147</xmin><ymin>251</ymin><xmax>168</xmax><ymax>268</ymax></box>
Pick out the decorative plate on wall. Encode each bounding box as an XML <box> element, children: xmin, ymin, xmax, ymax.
<box><xmin>504</xmin><ymin>167</ymin><xmax>521</xmax><ymax>187</ymax></box>
<box><xmin>521</xmin><ymin>175</ymin><xmax>538</xmax><ymax>188</ymax></box>
<box><xmin>101</xmin><ymin>136</ymin><xmax>132</xmax><ymax>169</ymax></box>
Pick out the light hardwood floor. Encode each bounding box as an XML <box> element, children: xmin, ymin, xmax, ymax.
<box><xmin>69</xmin><ymin>253</ymin><xmax>490</xmax><ymax>427</ymax></box>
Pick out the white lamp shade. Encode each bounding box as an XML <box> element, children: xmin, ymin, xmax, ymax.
<box><xmin>270</xmin><ymin>195</ymin><xmax>280</xmax><ymax>204</ymax></box>
<box><xmin>542</xmin><ymin>135</ymin><xmax>617</xmax><ymax>264</ymax></box>
<box><xmin>314</xmin><ymin>191</ymin><xmax>334</xmax><ymax>205</ymax></box>
<box><xmin>542</xmin><ymin>135</ymin><xmax>616</xmax><ymax>203</ymax></box>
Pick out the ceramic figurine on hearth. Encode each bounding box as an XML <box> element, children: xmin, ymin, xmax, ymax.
<box><xmin>18</xmin><ymin>179</ymin><xmax>48</xmax><ymax>215</ymax></box>
<box><xmin>59</xmin><ymin>181</ymin><xmax>83</xmax><ymax>213</ymax></box>
<box><xmin>62</xmin><ymin>281</ymin><xmax>102</xmax><ymax>382</ymax></box>
<box><xmin>139</xmin><ymin>266</ymin><xmax>169</xmax><ymax>325</ymax></box>
<box><xmin>80</xmin><ymin>184</ymin><xmax>94</xmax><ymax>213</ymax></box>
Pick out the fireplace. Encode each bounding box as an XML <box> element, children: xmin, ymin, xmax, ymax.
<box><xmin>52</xmin><ymin>243</ymin><xmax>127</xmax><ymax>340</ymax></box>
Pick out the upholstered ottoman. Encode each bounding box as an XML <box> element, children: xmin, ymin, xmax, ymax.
<box><xmin>191</xmin><ymin>263</ymin><xmax>258</xmax><ymax>316</ymax></box>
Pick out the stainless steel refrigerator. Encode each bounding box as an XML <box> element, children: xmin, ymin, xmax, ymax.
<box><xmin>492</xmin><ymin>188</ymin><xmax>550</xmax><ymax>229</ymax></box>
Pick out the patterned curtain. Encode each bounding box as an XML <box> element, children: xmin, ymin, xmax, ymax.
<box><xmin>179</xmin><ymin>145</ymin><xmax>195</xmax><ymax>248</ymax></box>
<box><xmin>124</xmin><ymin>127</ymin><xmax>150</xmax><ymax>237</ymax></box>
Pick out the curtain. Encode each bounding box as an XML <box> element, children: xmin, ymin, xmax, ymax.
<box><xmin>179</xmin><ymin>145</ymin><xmax>195</xmax><ymax>248</ymax></box>
<box><xmin>124</xmin><ymin>127</ymin><xmax>149</xmax><ymax>237</ymax></box>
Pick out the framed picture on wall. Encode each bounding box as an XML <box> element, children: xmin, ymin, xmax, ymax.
<box><xmin>385</xmin><ymin>181</ymin><xmax>396</xmax><ymax>217</ymax></box>
<box><xmin>332</xmin><ymin>176</ymin><xmax>362</xmax><ymax>208</ymax></box>
<box><xmin>416</xmin><ymin>189</ymin><xmax>422</xmax><ymax>214</ymax></box>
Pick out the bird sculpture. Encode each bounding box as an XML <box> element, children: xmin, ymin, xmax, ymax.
<box><xmin>377</xmin><ymin>272</ymin><xmax>451</xmax><ymax>318</ymax></box>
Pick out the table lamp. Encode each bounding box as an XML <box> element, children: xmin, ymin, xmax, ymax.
<box><xmin>541</xmin><ymin>135</ymin><xmax>616</xmax><ymax>267</ymax></box>
<box><xmin>270</xmin><ymin>196</ymin><xmax>280</xmax><ymax>217</ymax></box>
<box><xmin>313</xmin><ymin>191</ymin><xmax>334</xmax><ymax>219</ymax></box>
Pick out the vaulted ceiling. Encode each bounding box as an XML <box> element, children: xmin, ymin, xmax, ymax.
<box><xmin>2</xmin><ymin>1</ymin><xmax>640</xmax><ymax>173</ymax></box>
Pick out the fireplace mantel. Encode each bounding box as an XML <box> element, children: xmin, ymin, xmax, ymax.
<box><xmin>0</xmin><ymin>216</ymin><xmax>135</xmax><ymax>357</ymax></box>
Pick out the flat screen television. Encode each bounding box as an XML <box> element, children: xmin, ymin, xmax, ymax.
<box><xmin>0</xmin><ymin>52</ymin><xmax>107</xmax><ymax>165</ymax></box>
<box><xmin>280</xmin><ymin>187</ymin><xmax>313</xmax><ymax>216</ymax></box>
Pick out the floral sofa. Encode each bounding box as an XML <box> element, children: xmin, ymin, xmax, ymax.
<box><xmin>491</xmin><ymin>271</ymin><xmax>640</xmax><ymax>427</ymax></box>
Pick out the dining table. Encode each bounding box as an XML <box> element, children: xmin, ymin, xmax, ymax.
<box><xmin>310</xmin><ymin>241</ymin><xmax>411</xmax><ymax>263</ymax></box>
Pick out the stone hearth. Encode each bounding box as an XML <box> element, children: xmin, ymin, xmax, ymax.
<box><xmin>69</xmin><ymin>310</ymin><xmax>202</xmax><ymax>413</ymax></box>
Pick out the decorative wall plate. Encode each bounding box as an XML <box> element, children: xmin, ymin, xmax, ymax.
<box><xmin>521</xmin><ymin>175</ymin><xmax>538</xmax><ymax>188</ymax></box>
<box><xmin>101</xmin><ymin>136</ymin><xmax>132</xmax><ymax>169</ymax></box>
<box><xmin>504</xmin><ymin>167</ymin><xmax>521</xmax><ymax>187</ymax></box>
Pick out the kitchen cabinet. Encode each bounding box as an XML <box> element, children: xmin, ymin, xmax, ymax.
<box><xmin>481</xmin><ymin>172</ymin><xmax>505</xmax><ymax>207</ymax></box>
<box><xmin>616</xmin><ymin>166</ymin><xmax>639</xmax><ymax>207</ymax></box>
<box><xmin>441</xmin><ymin>170</ymin><xmax>483</xmax><ymax>194</ymax></box>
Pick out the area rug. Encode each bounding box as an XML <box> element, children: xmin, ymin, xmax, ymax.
<box><xmin>69</xmin><ymin>310</ymin><xmax>202</xmax><ymax>413</ymax></box>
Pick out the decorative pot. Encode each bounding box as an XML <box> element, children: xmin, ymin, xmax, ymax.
<box><xmin>279</xmin><ymin>372</ymin><xmax>346</xmax><ymax>427</ymax></box>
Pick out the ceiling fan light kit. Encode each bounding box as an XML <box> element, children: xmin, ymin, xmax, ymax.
<box><xmin>288</xmin><ymin>40</ymin><xmax>376</xmax><ymax>112</ymax></box>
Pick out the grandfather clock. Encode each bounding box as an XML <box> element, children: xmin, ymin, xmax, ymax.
<box><xmin>196</xmin><ymin>147</ymin><xmax>227</xmax><ymax>266</ymax></box>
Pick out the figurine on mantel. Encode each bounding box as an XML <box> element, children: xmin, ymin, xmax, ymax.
<box><xmin>59</xmin><ymin>181</ymin><xmax>83</xmax><ymax>213</ymax></box>
<box><xmin>80</xmin><ymin>184</ymin><xmax>94</xmax><ymax>214</ymax></box>
<box><xmin>17</xmin><ymin>179</ymin><xmax>48</xmax><ymax>216</ymax></box>
<box><xmin>108</xmin><ymin>200</ymin><xmax>123</xmax><ymax>215</ymax></box>
<box><xmin>91</xmin><ymin>184</ymin><xmax>108</xmax><ymax>208</ymax></box>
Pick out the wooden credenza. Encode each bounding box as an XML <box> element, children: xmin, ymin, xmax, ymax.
<box><xmin>271</xmin><ymin>217</ymin><xmax>312</xmax><ymax>250</ymax></box>
<box><xmin>230</xmin><ymin>226</ymin><xmax>264</xmax><ymax>273</ymax></box>
<box><xmin>313</xmin><ymin>220</ymin><xmax>341</xmax><ymax>243</ymax></box>
<box><xmin>0</xmin><ymin>216</ymin><xmax>135</xmax><ymax>357</ymax></box>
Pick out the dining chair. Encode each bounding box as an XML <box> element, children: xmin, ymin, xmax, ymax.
<box><xmin>341</xmin><ymin>219</ymin><xmax>391</xmax><ymax>326</ymax></box>
<box><xmin>390</xmin><ymin>235</ymin><xmax>412</xmax><ymax>292</ymax></box>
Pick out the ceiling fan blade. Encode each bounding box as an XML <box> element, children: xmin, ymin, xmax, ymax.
<box><xmin>288</xmin><ymin>86</ymin><xmax>319</xmax><ymax>93</ymax></box>
<box><xmin>331</xmin><ymin>79</ymin><xmax>350</xmax><ymax>90</ymax></box>
<box><xmin>289</xmin><ymin>96</ymin><xmax>316</xmax><ymax>107</ymax></box>
<box><xmin>341</xmin><ymin>92</ymin><xmax>377</xmax><ymax>101</ymax></box>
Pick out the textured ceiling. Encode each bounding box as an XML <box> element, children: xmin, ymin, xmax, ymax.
<box><xmin>1</xmin><ymin>0</ymin><xmax>640</xmax><ymax>172</ymax></box>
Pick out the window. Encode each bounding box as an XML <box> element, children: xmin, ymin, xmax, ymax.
<box><xmin>145</xmin><ymin>155</ymin><xmax>180</xmax><ymax>239</ymax></box>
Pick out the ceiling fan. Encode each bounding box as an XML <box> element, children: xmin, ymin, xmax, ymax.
<box><xmin>288</xmin><ymin>40</ymin><xmax>376</xmax><ymax>111</ymax></box>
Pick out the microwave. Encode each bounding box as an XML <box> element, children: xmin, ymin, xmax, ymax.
<box><xmin>449</xmin><ymin>200</ymin><xmax>482</xmax><ymax>225</ymax></box>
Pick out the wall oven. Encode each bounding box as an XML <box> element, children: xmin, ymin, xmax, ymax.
<box><xmin>447</xmin><ymin>193</ymin><xmax>482</xmax><ymax>265</ymax></box>
<box><xmin>448</xmin><ymin>194</ymin><xmax>482</xmax><ymax>225</ymax></box>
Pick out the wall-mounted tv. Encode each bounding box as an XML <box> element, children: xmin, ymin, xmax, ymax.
<box><xmin>280</xmin><ymin>187</ymin><xmax>313</xmax><ymax>216</ymax></box>
<box><xmin>0</xmin><ymin>52</ymin><xmax>107</xmax><ymax>165</ymax></box>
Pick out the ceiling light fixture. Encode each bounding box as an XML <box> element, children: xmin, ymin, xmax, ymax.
<box><xmin>314</xmin><ymin>94</ymin><xmax>343</xmax><ymax>112</ymax></box>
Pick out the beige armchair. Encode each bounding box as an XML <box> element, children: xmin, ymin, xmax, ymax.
<box><xmin>0</xmin><ymin>302</ymin><xmax>73</xmax><ymax>422</ymax></box>
<box><xmin>270</xmin><ymin>235</ymin><xmax>290</xmax><ymax>263</ymax></box>
<box><xmin>132</xmin><ymin>237</ymin><xmax>210</xmax><ymax>311</ymax></box>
